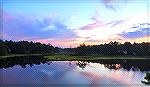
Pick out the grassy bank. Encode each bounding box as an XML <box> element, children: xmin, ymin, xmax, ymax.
<box><xmin>0</xmin><ymin>54</ymin><xmax>148</xmax><ymax>60</ymax></box>
<box><xmin>44</xmin><ymin>54</ymin><xmax>148</xmax><ymax>61</ymax></box>
<box><xmin>0</xmin><ymin>54</ymin><xmax>49</xmax><ymax>59</ymax></box>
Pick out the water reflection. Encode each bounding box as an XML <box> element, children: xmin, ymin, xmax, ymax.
<box><xmin>142</xmin><ymin>73</ymin><xmax>150</xmax><ymax>85</ymax></box>
<box><xmin>75</xmin><ymin>60</ymin><xmax>150</xmax><ymax>72</ymax></box>
<box><xmin>76</xmin><ymin>61</ymin><xmax>87</xmax><ymax>70</ymax></box>
<box><xmin>0</xmin><ymin>56</ymin><xmax>149</xmax><ymax>85</ymax></box>
<box><xmin>0</xmin><ymin>56</ymin><xmax>49</xmax><ymax>68</ymax></box>
<box><xmin>0</xmin><ymin>57</ymin><xmax>150</xmax><ymax>72</ymax></box>
<box><xmin>104</xmin><ymin>64</ymin><xmax>121</xmax><ymax>70</ymax></box>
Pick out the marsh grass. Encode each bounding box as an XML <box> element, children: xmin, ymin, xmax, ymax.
<box><xmin>44</xmin><ymin>54</ymin><xmax>148</xmax><ymax>61</ymax></box>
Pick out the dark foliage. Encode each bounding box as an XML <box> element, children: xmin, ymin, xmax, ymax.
<box><xmin>76</xmin><ymin>60</ymin><xmax>150</xmax><ymax>72</ymax></box>
<box><xmin>0</xmin><ymin>40</ymin><xmax>150</xmax><ymax>57</ymax></box>
<box><xmin>73</xmin><ymin>41</ymin><xmax>150</xmax><ymax>56</ymax></box>
<box><xmin>0</xmin><ymin>40</ymin><xmax>58</xmax><ymax>55</ymax></box>
<box><xmin>142</xmin><ymin>73</ymin><xmax>150</xmax><ymax>85</ymax></box>
<box><xmin>0</xmin><ymin>56</ymin><xmax>48</xmax><ymax>68</ymax></box>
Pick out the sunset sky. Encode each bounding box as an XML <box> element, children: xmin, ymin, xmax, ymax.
<box><xmin>2</xmin><ymin>0</ymin><xmax>150</xmax><ymax>47</ymax></box>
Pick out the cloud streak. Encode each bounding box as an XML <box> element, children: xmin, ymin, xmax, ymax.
<box><xmin>2</xmin><ymin>10</ymin><xmax>79</xmax><ymax>42</ymax></box>
<box><xmin>119</xmin><ymin>23</ymin><xmax>150</xmax><ymax>38</ymax></box>
<box><xmin>2</xmin><ymin>1</ymin><xmax>149</xmax><ymax>47</ymax></box>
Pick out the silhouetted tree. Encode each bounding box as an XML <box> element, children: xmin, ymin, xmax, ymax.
<box><xmin>0</xmin><ymin>40</ymin><xmax>59</xmax><ymax>56</ymax></box>
<box><xmin>73</xmin><ymin>41</ymin><xmax>150</xmax><ymax>57</ymax></box>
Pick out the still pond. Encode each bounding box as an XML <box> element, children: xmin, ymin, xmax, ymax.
<box><xmin>0</xmin><ymin>56</ymin><xmax>150</xmax><ymax>86</ymax></box>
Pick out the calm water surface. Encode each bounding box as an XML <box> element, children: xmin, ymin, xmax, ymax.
<box><xmin>0</xmin><ymin>56</ymin><xmax>150</xmax><ymax>87</ymax></box>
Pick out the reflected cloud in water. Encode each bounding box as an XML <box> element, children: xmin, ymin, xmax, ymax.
<box><xmin>0</xmin><ymin>56</ymin><xmax>149</xmax><ymax>86</ymax></box>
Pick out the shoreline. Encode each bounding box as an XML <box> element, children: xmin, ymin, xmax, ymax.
<box><xmin>44</xmin><ymin>54</ymin><xmax>149</xmax><ymax>61</ymax></box>
<box><xmin>0</xmin><ymin>54</ymin><xmax>49</xmax><ymax>59</ymax></box>
<box><xmin>0</xmin><ymin>54</ymin><xmax>149</xmax><ymax>60</ymax></box>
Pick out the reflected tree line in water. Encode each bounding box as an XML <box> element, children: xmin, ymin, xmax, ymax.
<box><xmin>75</xmin><ymin>60</ymin><xmax>150</xmax><ymax>72</ymax></box>
<box><xmin>0</xmin><ymin>56</ymin><xmax>150</xmax><ymax>85</ymax></box>
<box><xmin>1</xmin><ymin>56</ymin><xmax>150</xmax><ymax>72</ymax></box>
<box><xmin>75</xmin><ymin>60</ymin><xmax>150</xmax><ymax>85</ymax></box>
<box><xmin>0</xmin><ymin>56</ymin><xmax>49</xmax><ymax>68</ymax></box>
<box><xmin>87</xmin><ymin>60</ymin><xmax>150</xmax><ymax>72</ymax></box>
<box><xmin>76</xmin><ymin>61</ymin><xmax>87</xmax><ymax>69</ymax></box>
<box><xmin>141</xmin><ymin>73</ymin><xmax>150</xmax><ymax>85</ymax></box>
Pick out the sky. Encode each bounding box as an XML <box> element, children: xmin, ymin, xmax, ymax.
<box><xmin>1</xmin><ymin>0</ymin><xmax>150</xmax><ymax>48</ymax></box>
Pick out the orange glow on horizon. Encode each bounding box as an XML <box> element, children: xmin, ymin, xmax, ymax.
<box><xmin>30</xmin><ymin>35</ymin><xmax>149</xmax><ymax>48</ymax></box>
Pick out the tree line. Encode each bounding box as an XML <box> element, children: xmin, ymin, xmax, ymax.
<box><xmin>0</xmin><ymin>40</ymin><xmax>59</xmax><ymax>56</ymax></box>
<box><xmin>0</xmin><ymin>40</ymin><xmax>150</xmax><ymax>57</ymax></box>
<box><xmin>67</xmin><ymin>41</ymin><xmax>150</xmax><ymax>56</ymax></box>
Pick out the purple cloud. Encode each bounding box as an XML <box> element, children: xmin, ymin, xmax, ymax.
<box><xmin>106</xmin><ymin>19</ymin><xmax>128</xmax><ymax>27</ymax></box>
<box><xmin>119</xmin><ymin>23</ymin><xmax>150</xmax><ymax>38</ymax></box>
<box><xmin>2</xmin><ymin>10</ymin><xmax>79</xmax><ymax>41</ymax></box>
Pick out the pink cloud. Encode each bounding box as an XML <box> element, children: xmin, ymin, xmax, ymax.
<box><xmin>80</xmin><ymin>15</ymin><xmax>105</xmax><ymax>30</ymax></box>
<box><xmin>2</xmin><ymin>9</ymin><xmax>14</xmax><ymax>21</ymax></box>
<box><xmin>31</xmin><ymin>39</ymin><xmax>51</xmax><ymax>44</ymax></box>
<box><xmin>30</xmin><ymin>38</ymin><xmax>79</xmax><ymax>48</ymax></box>
<box><xmin>106</xmin><ymin>18</ymin><xmax>128</xmax><ymax>27</ymax></box>
<box><xmin>102</xmin><ymin>0</ymin><xmax>129</xmax><ymax>11</ymax></box>
<box><xmin>80</xmin><ymin>23</ymin><xmax>100</xmax><ymax>30</ymax></box>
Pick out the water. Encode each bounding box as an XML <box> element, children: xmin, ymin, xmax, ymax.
<box><xmin>0</xmin><ymin>56</ymin><xmax>150</xmax><ymax>86</ymax></box>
